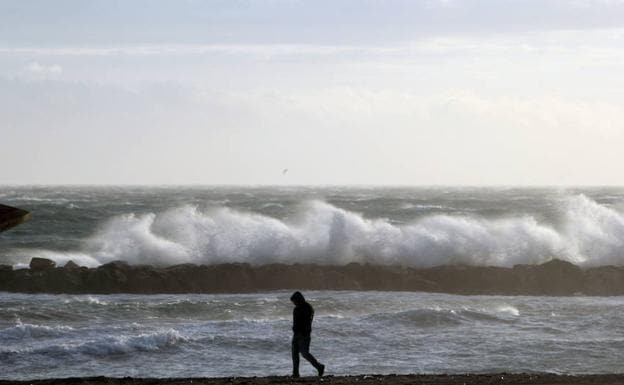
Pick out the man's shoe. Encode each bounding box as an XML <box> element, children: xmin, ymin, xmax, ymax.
<box><xmin>292</xmin><ymin>373</ymin><xmax>300</xmax><ymax>378</ymax></box>
<box><xmin>318</xmin><ymin>364</ymin><xmax>325</xmax><ymax>377</ymax></box>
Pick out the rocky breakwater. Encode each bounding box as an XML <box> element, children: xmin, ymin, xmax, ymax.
<box><xmin>0</xmin><ymin>204</ymin><xmax>31</xmax><ymax>232</ymax></box>
<box><xmin>1</xmin><ymin>257</ymin><xmax>624</xmax><ymax>295</ymax></box>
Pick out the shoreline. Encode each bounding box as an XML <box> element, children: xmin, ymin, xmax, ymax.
<box><xmin>4</xmin><ymin>374</ymin><xmax>624</xmax><ymax>385</ymax></box>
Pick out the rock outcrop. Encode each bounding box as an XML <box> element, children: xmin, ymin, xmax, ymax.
<box><xmin>0</xmin><ymin>204</ymin><xmax>31</xmax><ymax>232</ymax></box>
<box><xmin>29</xmin><ymin>257</ymin><xmax>57</xmax><ymax>271</ymax></box>
<box><xmin>1</xmin><ymin>257</ymin><xmax>624</xmax><ymax>295</ymax></box>
<box><xmin>63</xmin><ymin>260</ymin><xmax>80</xmax><ymax>270</ymax></box>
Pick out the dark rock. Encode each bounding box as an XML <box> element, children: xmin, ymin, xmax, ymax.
<box><xmin>165</xmin><ymin>263</ymin><xmax>197</xmax><ymax>271</ymax></box>
<box><xmin>509</xmin><ymin>259</ymin><xmax>583</xmax><ymax>295</ymax></box>
<box><xmin>0</xmin><ymin>264</ymin><xmax>13</xmax><ymax>285</ymax></box>
<box><xmin>1</xmin><ymin>259</ymin><xmax>624</xmax><ymax>296</ymax></box>
<box><xmin>584</xmin><ymin>265</ymin><xmax>624</xmax><ymax>295</ymax></box>
<box><xmin>126</xmin><ymin>265</ymin><xmax>164</xmax><ymax>292</ymax></box>
<box><xmin>87</xmin><ymin>261</ymin><xmax>132</xmax><ymax>293</ymax></box>
<box><xmin>29</xmin><ymin>257</ymin><xmax>56</xmax><ymax>271</ymax></box>
<box><xmin>99</xmin><ymin>260</ymin><xmax>130</xmax><ymax>270</ymax></box>
<box><xmin>0</xmin><ymin>264</ymin><xmax>12</xmax><ymax>272</ymax></box>
<box><xmin>539</xmin><ymin>258</ymin><xmax>581</xmax><ymax>272</ymax></box>
<box><xmin>0</xmin><ymin>204</ymin><xmax>31</xmax><ymax>232</ymax></box>
<box><xmin>64</xmin><ymin>260</ymin><xmax>80</xmax><ymax>270</ymax></box>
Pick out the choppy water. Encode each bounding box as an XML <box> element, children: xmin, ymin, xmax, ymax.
<box><xmin>3</xmin><ymin>187</ymin><xmax>624</xmax><ymax>379</ymax></box>
<box><xmin>2</xmin><ymin>291</ymin><xmax>624</xmax><ymax>380</ymax></box>
<box><xmin>2</xmin><ymin>186</ymin><xmax>624</xmax><ymax>268</ymax></box>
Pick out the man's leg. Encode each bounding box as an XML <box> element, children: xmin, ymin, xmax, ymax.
<box><xmin>299</xmin><ymin>335</ymin><xmax>324</xmax><ymax>376</ymax></box>
<box><xmin>291</xmin><ymin>335</ymin><xmax>300</xmax><ymax>377</ymax></box>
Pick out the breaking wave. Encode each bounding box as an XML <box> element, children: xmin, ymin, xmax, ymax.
<box><xmin>75</xmin><ymin>329</ymin><xmax>186</xmax><ymax>356</ymax></box>
<box><xmin>2</xmin><ymin>329</ymin><xmax>187</xmax><ymax>357</ymax></box>
<box><xmin>0</xmin><ymin>322</ymin><xmax>74</xmax><ymax>341</ymax></box>
<box><xmin>17</xmin><ymin>194</ymin><xmax>624</xmax><ymax>268</ymax></box>
<box><xmin>364</xmin><ymin>304</ymin><xmax>520</xmax><ymax>328</ymax></box>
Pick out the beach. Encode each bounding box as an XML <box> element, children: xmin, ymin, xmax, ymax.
<box><xmin>6</xmin><ymin>374</ymin><xmax>624</xmax><ymax>385</ymax></box>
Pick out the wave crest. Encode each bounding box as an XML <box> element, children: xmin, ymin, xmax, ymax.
<box><xmin>78</xmin><ymin>329</ymin><xmax>186</xmax><ymax>356</ymax></box>
<box><xmin>21</xmin><ymin>195</ymin><xmax>624</xmax><ymax>267</ymax></box>
<box><xmin>0</xmin><ymin>322</ymin><xmax>74</xmax><ymax>341</ymax></box>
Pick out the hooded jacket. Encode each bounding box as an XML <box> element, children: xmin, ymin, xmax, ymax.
<box><xmin>291</xmin><ymin>291</ymin><xmax>314</xmax><ymax>335</ymax></box>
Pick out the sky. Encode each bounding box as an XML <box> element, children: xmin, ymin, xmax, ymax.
<box><xmin>1</xmin><ymin>0</ymin><xmax>624</xmax><ymax>185</ymax></box>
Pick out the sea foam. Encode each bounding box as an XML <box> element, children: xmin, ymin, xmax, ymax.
<box><xmin>15</xmin><ymin>194</ymin><xmax>624</xmax><ymax>268</ymax></box>
<box><xmin>0</xmin><ymin>322</ymin><xmax>74</xmax><ymax>341</ymax></box>
<box><xmin>77</xmin><ymin>329</ymin><xmax>186</xmax><ymax>356</ymax></box>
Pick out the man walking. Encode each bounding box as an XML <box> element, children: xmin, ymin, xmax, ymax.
<box><xmin>290</xmin><ymin>291</ymin><xmax>325</xmax><ymax>378</ymax></box>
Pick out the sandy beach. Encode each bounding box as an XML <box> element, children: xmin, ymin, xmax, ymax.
<box><xmin>5</xmin><ymin>374</ymin><xmax>624</xmax><ymax>385</ymax></box>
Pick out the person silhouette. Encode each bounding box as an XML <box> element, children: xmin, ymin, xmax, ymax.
<box><xmin>290</xmin><ymin>291</ymin><xmax>325</xmax><ymax>378</ymax></box>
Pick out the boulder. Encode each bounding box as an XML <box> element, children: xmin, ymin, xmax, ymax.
<box><xmin>99</xmin><ymin>260</ymin><xmax>130</xmax><ymax>270</ymax></box>
<box><xmin>64</xmin><ymin>260</ymin><xmax>80</xmax><ymax>270</ymax></box>
<box><xmin>0</xmin><ymin>204</ymin><xmax>31</xmax><ymax>232</ymax></box>
<box><xmin>29</xmin><ymin>257</ymin><xmax>56</xmax><ymax>271</ymax></box>
<box><xmin>535</xmin><ymin>258</ymin><xmax>583</xmax><ymax>295</ymax></box>
<box><xmin>0</xmin><ymin>264</ymin><xmax>12</xmax><ymax>272</ymax></box>
<box><xmin>2</xmin><ymin>259</ymin><xmax>624</xmax><ymax>295</ymax></box>
<box><xmin>82</xmin><ymin>260</ymin><xmax>131</xmax><ymax>292</ymax></box>
<box><xmin>584</xmin><ymin>265</ymin><xmax>624</xmax><ymax>295</ymax></box>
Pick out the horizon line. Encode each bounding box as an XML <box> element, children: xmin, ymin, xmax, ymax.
<box><xmin>1</xmin><ymin>183</ymin><xmax>624</xmax><ymax>188</ymax></box>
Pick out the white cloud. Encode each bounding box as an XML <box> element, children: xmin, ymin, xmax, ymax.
<box><xmin>20</xmin><ymin>61</ymin><xmax>63</xmax><ymax>80</ymax></box>
<box><xmin>2</xmin><ymin>19</ymin><xmax>624</xmax><ymax>185</ymax></box>
<box><xmin>26</xmin><ymin>61</ymin><xmax>62</xmax><ymax>74</ymax></box>
<box><xmin>1</xmin><ymin>74</ymin><xmax>623</xmax><ymax>185</ymax></box>
<box><xmin>0</xmin><ymin>44</ymin><xmax>360</xmax><ymax>57</ymax></box>
<box><xmin>1</xmin><ymin>27</ymin><xmax>624</xmax><ymax>68</ymax></box>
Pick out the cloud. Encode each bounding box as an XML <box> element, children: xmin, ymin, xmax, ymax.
<box><xmin>0</xmin><ymin>44</ymin><xmax>357</xmax><ymax>57</ymax></box>
<box><xmin>2</xmin><ymin>10</ymin><xmax>624</xmax><ymax>185</ymax></box>
<box><xmin>26</xmin><ymin>61</ymin><xmax>62</xmax><ymax>74</ymax></box>
<box><xmin>1</xmin><ymin>27</ymin><xmax>624</xmax><ymax>63</ymax></box>
<box><xmin>4</xmin><ymin>0</ymin><xmax>624</xmax><ymax>47</ymax></box>
<box><xmin>20</xmin><ymin>61</ymin><xmax>63</xmax><ymax>80</ymax></box>
<box><xmin>240</xmin><ymin>86</ymin><xmax>624</xmax><ymax>137</ymax></box>
<box><xmin>1</xmin><ymin>75</ymin><xmax>623</xmax><ymax>185</ymax></box>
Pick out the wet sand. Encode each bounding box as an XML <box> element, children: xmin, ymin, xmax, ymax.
<box><xmin>4</xmin><ymin>374</ymin><xmax>624</xmax><ymax>385</ymax></box>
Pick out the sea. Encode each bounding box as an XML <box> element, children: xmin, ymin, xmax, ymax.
<box><xmin>2</xmin><ymin>186</ymin><xmax>624</xmax><ymax>379</ymax></box>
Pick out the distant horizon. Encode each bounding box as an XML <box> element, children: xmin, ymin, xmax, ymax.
<box><xmin>3</xmin><ymin>183</ymin><xmax>624</xmax><ymax>189</ymax></box>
